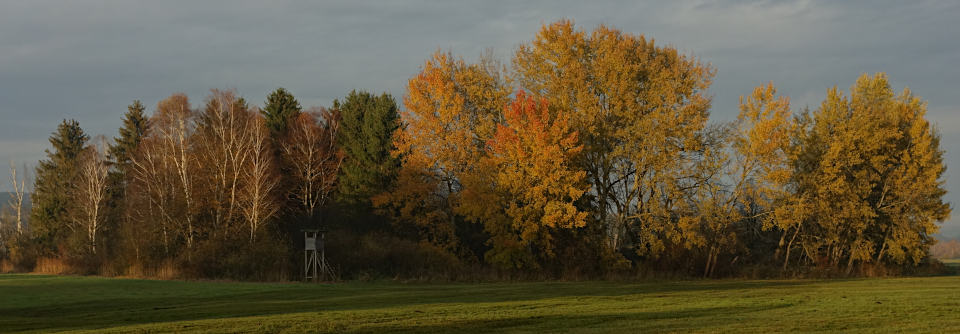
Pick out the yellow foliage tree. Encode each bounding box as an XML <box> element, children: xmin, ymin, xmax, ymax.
<box><xmin>682</xmin><ymin>83</ymin><xmax>796</xmax><ymax>276</ymax></box>
<box><xmin>513</xmin><ymin>19</ymin><xmax>715</xmax><ymax>258</ymax></box>
<box><xmin>792</xmin><ymin>73</ymin><xmax>950</xmax><ymax>271</ymax></box>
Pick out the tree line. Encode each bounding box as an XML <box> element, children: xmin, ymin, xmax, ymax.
<box><xmin>931</xmin><ymin>239</ymin><xmax>960</xmax><ymax>259</ymax></box>
<box><xmin>0</xmin><ymin>20</ymin><xmax>950</xmax><ymax>279</ymax></box>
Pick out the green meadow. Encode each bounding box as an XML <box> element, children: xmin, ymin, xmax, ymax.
<box><xmin>2</xmin><ymin>271</ymin><xmax>960</xmax><ymax>333</ymax></box>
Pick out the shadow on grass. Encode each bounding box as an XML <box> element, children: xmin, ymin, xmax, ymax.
<box><xmin>0</xmin><ymin>275</ymin><xmax>811</xmax><ymax>333</ymax></box>
<box><xmin>339</xmin><ymin>303</ymin><xmax>796</xmax><ymax>334</ymax></box>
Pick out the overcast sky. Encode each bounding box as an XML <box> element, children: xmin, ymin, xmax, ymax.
<box><xmin>1</xmin><ymin>0</ymin><xmax>958</xmax><ymax>235</ymax></box>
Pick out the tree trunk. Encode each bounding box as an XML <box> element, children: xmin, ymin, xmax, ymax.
<box><xmin>845</xmin><ymin>244</ymin><xmax>857</xmax><ymax>275</ymax></box>
<box><xmin>704</xmin><ymin>247</ymin><xmax>715</xmax><ymax>278</ymax></box>
<box><xmin>875</xmin><ymin>229</ymin><xmax>891</xmax><ymax>262</ymax></box>
<box><xmin>782</xmin><ymin>223</ymin><xmax>802</xmax><ymax>271</ymax></box>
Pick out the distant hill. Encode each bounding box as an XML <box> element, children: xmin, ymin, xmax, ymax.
<box><xmin>931</xmin><ymin>239</ymin><xmax>960</xmax><ymax>259</ymax></box>
<box><xmin>0</xmin><ymin>192</ymin><xmax>31</xmax><ymax>208</ymax></box>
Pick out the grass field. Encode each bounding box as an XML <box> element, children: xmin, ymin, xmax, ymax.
<box><xmin>2</xmin><ymin>272</ymin><xmax>960</xmax><ymax>333</ymax></box>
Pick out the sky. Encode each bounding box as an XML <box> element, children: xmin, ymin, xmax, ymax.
<box><xmin>1</xmin><ymin>0</ymin><xmax>958</xmax><ymax>236</ymax></box>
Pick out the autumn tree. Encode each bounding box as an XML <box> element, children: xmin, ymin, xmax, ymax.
<box><xmin>733</xmin><ymin>84</ymin><xmax>804</xmax><ymax>271</ymax></box>
<box><xmin>684</xmin><ymin>83</ymin><xmax>795</xmax><ymax>276</ymax></box>
<box><xmin>31</xmin><ymin>119</ymin><xmax>89</xmax><ymax>254</ymax></box>
<box><xmin>790</xmin><ymin>73</ymin><xmax>950</xmax><ymax>271</ymax></box>
<box><xmin>513</xmin><ymin>20</ymin><xmax>715</xmax><ymax>259</ymax></box>
<box><xmin>335</xmin><ymin>91</ymin><xmax>401</xmax><ymax>206</ymax></box>
<box><xmin>483</xmin><ymin>91</ymin><xmax>588</xmax><ymax>268</ymax></box>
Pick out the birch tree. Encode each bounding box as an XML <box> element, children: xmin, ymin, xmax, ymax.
<box><xmin>73</xmin><ymin>140</ymin><xmax>110</xmax><ymax>254</ymax></box>
<box><xmin>241</xmin><ymin>114</ymin><xmax>280</xmax><ymax>242</ymax></box>
<box><xmin>8</xmin><ymin>161</ymin><xmax>27</xmax><ymax>236</ymax></box>
<box><xmin>282</xmin><ymin>108</ymin><xmax>342</xmax><ymax>220</ymax></box>
<box><xmin>131</xmin><ymin>94</ymin><xmax>196</xmax><ymax>253</ymax></box>
<box><xmin>196</xmin><ymin>89</ymin><xmax>252</xmax><ymax>235</ymax></box>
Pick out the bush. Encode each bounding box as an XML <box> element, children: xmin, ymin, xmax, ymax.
<box><xmin>179</xmin><ymin>233</ymin><xmax>293</xmax><ymax>281</ymax></box>
<box><xmin>329</xmin><ymin>230</ymin><xmax>464</xmax><ymax>280</ymax></box>
<box><xmin>2</xmin><ymin>234</ymin><xmax>37</xmax><ymax>272</ymax></box>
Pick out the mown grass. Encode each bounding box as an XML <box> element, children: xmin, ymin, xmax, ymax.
<box><xmin>1</xmin><ymin>273</ymin><xmax>959</xmax><ymax>333</ymax></box>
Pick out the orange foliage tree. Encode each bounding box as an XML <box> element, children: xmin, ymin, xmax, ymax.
<box><xmin>374</xmin><ymin>51</ymin><xmax>510</xmax><ymax>255</ymax></box>
<box><xmin>483</xmin><ymin>91</ymin><xmax>588</xmax><ymax>268</ymax></box>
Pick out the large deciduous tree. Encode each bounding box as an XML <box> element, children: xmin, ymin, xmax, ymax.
<box><xmin>685</xmin><ymin>83</ymin><xmax>795</xmax><ymax>276</ymax></box>
<box><xmin>513</xmin><ymin>20</ymin><xmax>715</xmax><ymax>258</ymax></box>
<box><xmin>792</xmin><ymin>73</ymin><xmax>950</xmax><ymax>271</ymax></box>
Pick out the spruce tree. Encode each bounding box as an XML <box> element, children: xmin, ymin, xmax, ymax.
<box><xmin>335</xmin><ymin>90</ymin><xmax>401</xmax><ymax>204</ymax></box>
<box><xmin>261</xmin><ymin>88</ymin><xmax>301</xmax><ymax>136</ymax></box>
<box><xmin>108</xmin><ymin>100</ymin><xmax>149</xmax><ymax>173</ymax></box>
<box><xmin>31</xmin><ymin>119</ymin><xmax>88</xmax><ymax>253</ymax></box>
<box><xmin>106</xmin><ymin>100</ymin><xmax>149</xmax><ymax>247</ymax></box>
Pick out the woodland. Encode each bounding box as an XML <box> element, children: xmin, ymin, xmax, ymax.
<box><xmin>0</xmin><ymin>20</ymin><xmax>950</xmax><ymax>280</ymax></box>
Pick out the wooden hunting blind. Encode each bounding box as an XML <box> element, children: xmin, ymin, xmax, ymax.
<box><xmin>302</xmin><ymin>228</ymin><xmax>335</xmax><ymax>282</ymax></box>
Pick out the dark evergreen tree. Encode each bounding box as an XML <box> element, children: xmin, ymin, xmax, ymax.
<box><xmin>31</xmin><ymin>119</ymin><xmax>89</xmax><ymax>254</ymax></box>
<box><xmin>108</xmin><ymin>100</ymin><xmax>149</xmax><ymax>174</ymax></box>
<box><xmin>105</xmin><ymin>100</ymin><xmax>150</xmax><ymax>256</ymax></box>
<box><xmin>235</xmin><ymin>97</ymin><xmax>249</xmax><ymax>114</ymax></box>
<box><xmin>335</xmin><ymin>90</ymin><xmax>401</xmax><ymax>205</ymax></box>
<box><xmin>261</xmin><ymin>88</ymin><xmax>301</xmax><ymax>136</ymax></box>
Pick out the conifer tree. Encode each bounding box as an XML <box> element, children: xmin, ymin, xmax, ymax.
<box><xmin>105</xmin><ymin>100</ymin><xmax>149</xmax><ymax>257</ymax></box>
<box><xmin>31</xmin><ymin>119</ymin><xmax>89</xmax><ymax>253</ymax></box>
<box><xmin>335</xmin><ymin>90</ymin><xmax>401</xmax><ymax>205</ymax></box>
<box><xmin>261</xmin><ymin>88</ymin><xmax>302</xmax><ymax>136</ymax></box>
<box><xmin>108</xmin><ymin>100</ymin><xmax>149</xmax><ymax>174</ymax></box>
